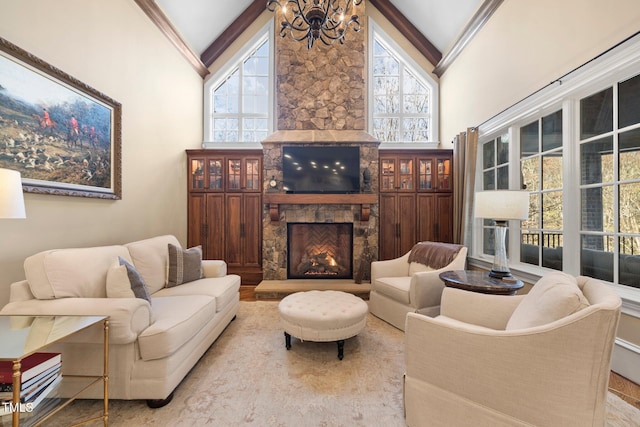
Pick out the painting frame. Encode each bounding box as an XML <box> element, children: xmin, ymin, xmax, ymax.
<box><xmin>0</xmin><ymin>36</ymin><xmax>122</xmax><ymax>199</ymax></box>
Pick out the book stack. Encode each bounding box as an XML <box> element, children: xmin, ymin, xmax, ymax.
<box><xmin>0</xmin><ymin>353</ymin><xmax>62</xmax><ymax>416</ymax></box>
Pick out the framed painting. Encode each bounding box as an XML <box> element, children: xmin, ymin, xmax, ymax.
<box><xmin>0</xmin><ymin>36</ymin><xmax>121</xmax><ymax>199</ymax></box>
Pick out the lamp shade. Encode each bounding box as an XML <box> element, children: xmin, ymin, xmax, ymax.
<box><xmin>475</xmin><ymin>190</ymin><xmax>528</xmax><ymax>220</ymax></box>
<box><xmin>0</xmin><ymin>168</ymin><xmax>26</xmax><ymax>219</ymax></box>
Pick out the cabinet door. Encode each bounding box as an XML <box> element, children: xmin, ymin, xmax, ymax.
<box><xmin>434</xmin><ymin>193</ymin><xmax>453</xmax><ymax>243</ymax></box>
<box><xmin>205</xmin><ymin>194</ymin><xmax>225</xmax><ymax>260</ymax></box>
<box><xmin>225</xmin><ymin>193</ymin><xmax>243</xmax><ymax>267</ymax></box>
<box><xmin>436</xmin><ymin>157</ymin><xmax>452</xmax><ymax>191</ymax></box>
<box><xmin>243</xmin><ymin>158</ymin><xmax>261</xmax><ymax>191</ymax></box>
<box><xmin>418</xmin><ymin>158</ymin><xmax>434</xmax><ymax>190</ymax></box>
<box><xmin>242</xmin><ymin>193</ymin><xmax>262</xmax><ymax>268</ymax></box>
<box><xmin>187</xmin><ymin>194</ymin><xmax>206</xmax><ymax>249</ymax></box>
<box><xmin>417</xmin><ymin>194</ymin><xmax>436</xmax><ymax>242</ymax></box>
<box><xmin>207</xmin><ymin>158</ymin><xmax>224</xmax><ymax>191</ymax></box>
<box><xmin>380</xmin><ymin>158</ymin><xmax>396</xmax><ymax>191</ymax></box>
<box><xmin>379</xmin><ymin>193</ymin><xmax>398</xmax><ymax>260</ymax></box>
<box><xmin>397</xmin><ymin>157</ymin><xmax>415</xmax><ymax>191</ymax></box>
<box><xmin>188</xmin><ymin>158</ymin><xmax>206</xmax><ymax>191</ymax></box>
<box><xmin>397</xmin><ymin>193</ymin><xmax>417</xmax><ymax>256</ymax></box>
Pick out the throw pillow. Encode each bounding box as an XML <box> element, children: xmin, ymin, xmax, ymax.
<box><xmin>167</xmin><ymin>244</ymin><xmax>203</xmax><ymax>288</ymax></box>
<box><xmin>106</xmin><ymin>259</ymin><xmax>135</xmax><ymax>298</ymax></box>
<box><xmin>118</xmin><ymin>256</ymin><xmax>152</xmax><ymax>304</ymax></box>
<box><xmin>506</xmin><ymin>271</ymin><xmax>590</xmax><ymax>330</ymax></box>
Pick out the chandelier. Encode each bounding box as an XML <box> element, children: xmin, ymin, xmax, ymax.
<box><xmin>266</xmin><ymin>0</ymin><xmax>363</xmax><ymax>49</ymax></box>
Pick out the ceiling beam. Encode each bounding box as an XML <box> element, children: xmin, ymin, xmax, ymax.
<box><xmin>200</xmin><ymin>0</ymin><xmax>266</xmax><ymax>68</ymax></box>
<box><xmin>368</xmin><ymin>0</ymin><xmax>442</xmax><ymax>67</ymax></box>
<box><xmin>433</xmin><ymin>0</ymin><xmax>504</xmax><ymax>77</ymax></box>
<box><xmin>134</xmin><ymin>0</ymin><xmax>209</xmax><ymax>78</ymax></box>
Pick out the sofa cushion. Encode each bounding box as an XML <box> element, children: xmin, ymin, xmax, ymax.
<box><xmin>506</xmin><ymin>272</ymin><xmax>590</xmax><ymax>330</ymax></box>
<box><xmin>167</xmin><ymin>244</ymin><xmax>203</xmax><ymax>287</ymax></box>
<box><xmin>138</xmin><ymin>295</ymin><xmax>217</xmax><ymax>361</ymax></box>
<box><xmin>24</xmin><ymin>246</ymin><xmax>132</xmax><ymax>299</ymax></box>
<box><xmin>374</xmin><ymin>276</ymin><xmax>411</xmax><ymax>304</ymax></box>
<box><xmin>106</xmin><ymin>259</ymin><xmax>135</xmax><ymax>299</ymax></box>
<box><xmin>153</xmin><ymin>275</ymin><xmax>240</xmax><ymax>312</ymax></box>
<box><xmin>125</xmin><ymin>235</ymin><xmax>180</xmax><ymax>294</ymax></box>
<box><xmin>119</xmin><ymin>257</ymin><xmax>152</xmax><ymax>304</ymax></box>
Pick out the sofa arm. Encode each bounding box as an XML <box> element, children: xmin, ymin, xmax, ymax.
<box><xmin>202</xmin><ymin>260</ymin><xmax>227</xmax><ymax>278</ymax></box>
<box><xmin>371</xmin><ymin>251</ymin><xmax>410</xmax><ymax>285</ymax></box>
<box><xmin>439</xmin><ymin>287</ymin><xmax>523</xmax><ymax>330</ymax></box>
<box><xmin>0</xmin><ymin>297</ymin><xmax>152</xmax><ymax>345</ymax></box>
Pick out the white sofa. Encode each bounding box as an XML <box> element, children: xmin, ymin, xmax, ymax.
<box><xmin>0</xmin><ymin>235</ymin><xmax>240</xmax><ymax>406</ymax></box>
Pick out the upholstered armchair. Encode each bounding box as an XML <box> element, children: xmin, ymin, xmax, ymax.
<box><xmin>369</xmin><ymin>242</ymin><xmax>467</xmax><ymax>330</ymax></box>
<box><xmin>403</xmin><ymin>272</ymin><xmax>622</xmax><ymax>427</ymax></box>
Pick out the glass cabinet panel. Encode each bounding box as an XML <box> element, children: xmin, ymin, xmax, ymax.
<box><xmin>208</xmin><ymin>159</ymin><xmax>223</xmax><ymax>190</ymax></box>
<box><xmin>228</xmin><ymin>159</ymin><xmax>241</xmax><ymax>189</ymax></box>
<box><xmin>399</xmin><ymin>159</ymin><xmax>413</xmax><ymax>189</ymax></box>
<box><xmin>190</xmin><ymin>159</ymin><xmax>205</xmax><ymax>190</ymax></box>
<box><xmin>245</xmin><ymin>159</ymin><xmax>260</xmax><ymax>190</ymax></box>
<box><xmin>437</xmin><ymin>158</ymin><xmax>451</xmax><ymax>190</ymax></box>
<box><xmin>381</xmin><ymin>159</ymin><xmax>395</xmax><ymax>190</ymax></box>
<box><xmin>419</xmin><ymin>159</ymin><xmax>432</xmax><ymax>189</ymax></box>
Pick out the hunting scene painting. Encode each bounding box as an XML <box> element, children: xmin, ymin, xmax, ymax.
<box><xmin>0</xmin><ymin>37</ymin><xmax>121</xmax><ymax>199</ymax></box>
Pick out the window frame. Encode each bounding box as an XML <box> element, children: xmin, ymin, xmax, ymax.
<box><xmin>203</xmin><ymin>20</ymin><xmax>274</xmax><ymax>149</ymax></box>
<box><xmin>368</xmin><ymin>19</ymin><xmax>439</xmax><ymax>149</ymax></box>
<box><xmin>472</xmin><ymin>35</ymin><xmax>640</xmax><ymax>311</ymax></box>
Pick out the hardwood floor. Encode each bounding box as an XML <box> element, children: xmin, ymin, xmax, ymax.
<box><xmin>240</xmin><ymin>285</ymin><xmax>640</xmax><ymax>411</ymax></box>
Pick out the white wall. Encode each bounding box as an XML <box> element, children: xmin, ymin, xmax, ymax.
<box><xmin>439</xmin><ymin>0</ymin><xmax>640</xmax><ymax>147</ymax></box>
<box><xmin>0</xmin><ymin>0</ymin><xmax>203</xmax><ymax>307</ymax></box>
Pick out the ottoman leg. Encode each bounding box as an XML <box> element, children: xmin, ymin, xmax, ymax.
<box><xmin>284</xmin><ymin>332</ymin><xmax>291</xmax><ymax>350</ymax></box>
<box><xmin>337</xmin><ymin>340</ymin><xmax>345</xmax><ymax>360</ymax></box>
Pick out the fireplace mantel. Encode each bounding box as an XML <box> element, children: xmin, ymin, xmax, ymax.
<box><xmin>264</xmin><ymin>193</ymin><xmax>378</xmax><ymax>222</ymax></box>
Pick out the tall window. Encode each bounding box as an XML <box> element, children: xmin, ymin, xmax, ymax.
<box><xmin>480</xmin><ymin>133</ymin><xmax>510</xmax><ymax>255</ymax></box>
<box><xmin>370</xmin><ymin>23</ymin><xmax>438</xmax><ymax>144</ymax></box>
<box><xmin>520</xmin><ymin>111</ymin><xmax>564</xmax><ymax>270</ymax></box>
<box><xmin>579</xmin><ymin>73</ymin><xmax>640</xmax><ymax>287</ymax></box>
<box><xmin>204</xmin><ymin>27</ymin><xmax>272</xmax><ymax>145</ymax></box>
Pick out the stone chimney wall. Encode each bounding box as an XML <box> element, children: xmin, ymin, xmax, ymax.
<box><xmin>275</xmin><ymin>3</ymin><xmax>367</xmax><ymax>131</ymax></box>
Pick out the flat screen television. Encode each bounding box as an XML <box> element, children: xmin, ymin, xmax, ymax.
<box><xmin>282</xmin><ymin>146</ymin><xmax>360</xmax><ymax>194</ymax></box>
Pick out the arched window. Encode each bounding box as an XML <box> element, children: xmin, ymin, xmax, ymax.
<box><xmin>204</xmin><ymin>22</ymin><xmax>273</xmax><ymax>147</ymax></box>
<box><xmin>369</xmin><ymin>21</ymin><xmax>439</xmax><ymax>146</ymax></box>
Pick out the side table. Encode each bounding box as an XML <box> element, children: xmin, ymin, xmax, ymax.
<box><xmin>439</xmin><ymin>270</ymin><xmax>524</xmax><ymax>295</ymax></box>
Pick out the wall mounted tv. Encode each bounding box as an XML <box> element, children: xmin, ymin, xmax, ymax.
<box><xmin>282</xmin><ymin>146</ymin><xmax>360</xmax><ymax>194</ymax></box>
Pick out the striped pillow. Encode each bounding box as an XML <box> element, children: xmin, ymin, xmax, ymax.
<box><xmin>167</xmin><ymin>244</ymin><xmax>203</xmax><ymax>287</ymax></box>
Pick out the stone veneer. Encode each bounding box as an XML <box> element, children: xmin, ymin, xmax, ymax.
<box><xmin>262</xmin><ymin>130</ymin><xmax>379</xmax><ymax>280</ymax></box>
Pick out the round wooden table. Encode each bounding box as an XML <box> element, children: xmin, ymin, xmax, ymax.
<box><xmin>439</xmin><ymin>270</ymin><xmax>524</xmax><ymax>295</ymax></box>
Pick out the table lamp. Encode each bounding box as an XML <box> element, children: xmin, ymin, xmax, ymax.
<box><xmin>475</xmin><ymin>190</ymin><xmax>528</xmax><ymax>278</ymax></box>
<box><xmin>0</xmin><ymin>168</ymin><xmax>26</xmax><ymax>219</ymax></box>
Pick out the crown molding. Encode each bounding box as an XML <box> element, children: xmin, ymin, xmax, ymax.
<box><xmin>134</xmin><ymin>0</ymin><xmax>209</xmax><ymax>78</ymax></box>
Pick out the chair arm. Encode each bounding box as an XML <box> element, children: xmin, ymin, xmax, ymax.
<box><xmin>0</xmin><ymin>297</ymin><xmax>152</xmax><ymax>344</ymax></box>
<box><xmin>202</xmin><ymin>260</ymin><xmax>227</xmax><ymax>278</ymax></box>
<box><xmin>371</xmin><ymin>251</ymin><xmax>410</xmax><ymax>285</ymax></box>
<box><xmin>439</xmin><ymin>287</ymin><xmax>523</xmax><ymax>329</ymax></box>
<box><xmin>408</xmin><ymin>271</ymin><xmax>445</xmax><ymax>310</ymax></box>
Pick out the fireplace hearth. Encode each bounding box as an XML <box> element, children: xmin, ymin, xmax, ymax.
<box><xmin>287</xmin><ymin>223</ymin><xmax>353</xmax><ymax>279</ymax></box>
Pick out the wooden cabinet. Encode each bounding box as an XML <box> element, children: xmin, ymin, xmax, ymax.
<box><xmin>379</xmin><ymin>150</ymin><xmax>453</xmax><ymax>260</ymax></box>
<box><xmin>187</xmin><ymin>150</ymin><xmax>263</xmax><ymax>284</ymax></box>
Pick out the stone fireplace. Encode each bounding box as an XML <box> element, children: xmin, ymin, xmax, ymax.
<box><xmin>287</xmin><ymin>222</ymin><xmax>353</xmax><ymax>279</ymax></box>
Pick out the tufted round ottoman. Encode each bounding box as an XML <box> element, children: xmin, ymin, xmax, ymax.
<box><xmin>278</xmin><ymin>290</ymin><xmax>368</xmax><ymax>360</ymax></box>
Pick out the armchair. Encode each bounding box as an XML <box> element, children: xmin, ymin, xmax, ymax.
<box><xmin>403</xmin><ymin>272</ymin><xmax>622</xmax><ymax>426</ymax></box>
<box><xmin>370</xmin><ymin>242</ymin><xmax>467</xmax><ymax>330</ymax></box>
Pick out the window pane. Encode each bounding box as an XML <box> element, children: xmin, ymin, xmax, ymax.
<box><xmin>521</xmin><ymin>157</ymin><xmax>539</xmax><ymax>191</ymax></box>
<box><xmin>619</xmin><ymin>127</ymin><xmax>640</xmax><ymax>181</ymax></box>
<box><xmin>497</xmin><ymin>166</ymin><xmax>509</xmax><ymax>189</ymax></box>
<box><xmin>542</xmin><ymin>153</ymin><xmax>562</xmax><ymax>190</ymax></box>
<box><xmin>581</xmin><ymin>236</ymin><xmax>614</xmax><ymax>282</ymax></box>
<box><xmin>581</xmin><ymin>186</ymin><xmax>614</xmax><ymax>232</ymax></box>
<box><xmin>497</xmin><ymin>133</ymin><xmax>509</xmax><ymax>165</ymax></box>
<box><xmin>520</xmin><ymin>121</ymin><xmax>538</xmax><ymax>158</ymax></box>
<box><xmin>483</xmin><ymin>227</ymin><xmax>495</xmax><ymax>255</ymax></box>
<box><xmin>619</xmin><ymin>73</ymin><xmax>640</xmax><ymax>128</ymax></box>
<box><xmin>542</xmin><ymin>243</ymin><xmax>563</xmax><ymax>271</ymax></box>
<box><xmin>580</xmin><ymin>87</ymin><xmax>613</xmax><ymax>139</ymax></box>
<box><xmin>483</xmin><ymin>170</ymin><xmax>495</xmax><ymax>190</ymax></box>
<box><xmin>523</xmin><ymin>193</ymin><xmax>540</xmax><ymax>229</ymax></box>
<box><xmin>521</xmin><ymin>238</ymin><xmax>539</xmax><ymax>265</ymax></box>
<box><xmin>542</xmin><ymin>110</ymin><xmax>562</xmax><ymax>151</ymax></box>
<box><xmin>483</xmin><ymin>140</ymin><xmax>495</xmax><ymax>169</ymax></box>
<box><xmin>619</xmin><ymin>244</ymin><xmax>640</xmax><ymax>288</ymax></box>
<box><xmin>619</xmin><ymin>182</ymin><xmax>640</xmax><ymax>234</ymax></box>
<box><xmin>580</xmin><ymin>136</ymin><xmax>613</xmax><ymax>184</ymax></box>
<box><xmin>542</xmin><ymin>191</ymin><xmax>563</xmax><ymax>229</ymax></box>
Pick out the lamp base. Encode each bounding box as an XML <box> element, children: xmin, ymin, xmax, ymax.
<box><xmin>488</xmin><ymin>269</ymin><xmax>512</xmax><ymax>279</ymax></box>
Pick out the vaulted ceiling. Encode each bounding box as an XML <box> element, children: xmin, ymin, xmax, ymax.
<box><xmin>138</xmin><ymin>0</ymin><xmax>499</xmax><ymax>78</ymax></box>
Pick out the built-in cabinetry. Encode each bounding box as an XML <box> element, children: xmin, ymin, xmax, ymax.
<box><xmin>379</xmin><ymin>149</ymin><xmax>453</xmax><ymax>260</ymax></box>
<box><xmin>187</xmin><ymin>150</ymin><xmax>263</xmax><ymax>284</ymax></box>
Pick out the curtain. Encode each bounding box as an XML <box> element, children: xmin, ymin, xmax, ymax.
<box><xmin>453</xmin><ymin>128</ymin><xmax>478</xmax><ymax>246</ymax></box>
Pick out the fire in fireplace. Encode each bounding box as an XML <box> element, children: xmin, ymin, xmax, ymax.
<box><xmin>287</xmin><ymin>222</ymin><xmax>353</xmax><ymax>279</ymax></box>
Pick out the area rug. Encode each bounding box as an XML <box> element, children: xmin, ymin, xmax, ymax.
<box><xmin>47</xmin><ymin>301</ymin><xmax>640</xmax><ymax>426</ymax></box>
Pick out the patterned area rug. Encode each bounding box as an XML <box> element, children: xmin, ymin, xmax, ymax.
<box><xmin>47</xmin><ymin>301</ymin><xmax>640</xmax><ymax>426</ymax></box>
